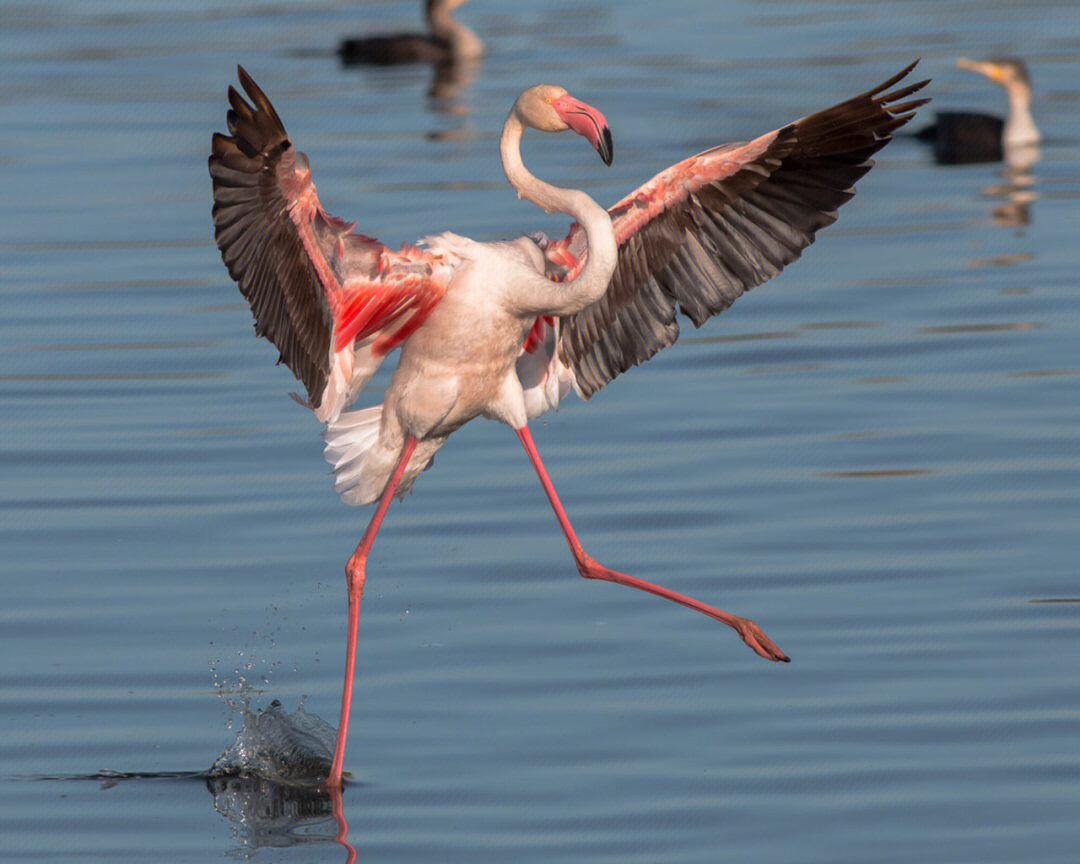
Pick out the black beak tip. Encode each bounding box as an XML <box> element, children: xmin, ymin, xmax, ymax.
<box><xmin>598</xmin><ymin>126</ymin><xmax>613</xmax><ymax>166</ymax></box>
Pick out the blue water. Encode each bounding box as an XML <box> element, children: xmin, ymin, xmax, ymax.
<box><xmin>2</xmin><ymin>0</ymin><xmax>1078</xmax><ymax>861</ymax></box>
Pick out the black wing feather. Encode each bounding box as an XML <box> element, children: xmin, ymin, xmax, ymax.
<box><xmin>208</xmin><ymin>66</ymin><xmax>334</xmax><ymax>408</ymax></box>
<box><xmin>559</xmin><ymin>62</ymin><xmax>929</xmax><ymax>397</ymax></box>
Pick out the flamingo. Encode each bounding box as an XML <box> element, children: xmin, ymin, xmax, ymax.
<box><xmin>338</xmin><ymin>0</ymin><xmax>483</xmax><ymax>67</ymax></box>
<box><xmin>209</xmin><ymin>62</ymin><xmax>928</xmax><ymax>787</ymax></box>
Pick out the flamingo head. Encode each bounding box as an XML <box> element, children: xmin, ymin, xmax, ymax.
<box><xmin>514</xmin><ymin>84</ymin><xmax>613</xmax><ymax>165</ymax></box>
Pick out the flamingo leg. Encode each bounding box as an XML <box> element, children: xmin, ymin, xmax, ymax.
<box><xmin>329</xmin><ymin>784</ymin><xmax>358</xmax><ymax>863</ymax></box>
<box><xmin>327</xmin><ymin>435</ymin><xmax>419</xmax><ymax>788</ymax></box>
<box><xmin>514</xmin><ymin>426</ymin><xmax>789</xmax><ymax>663</ymax></box>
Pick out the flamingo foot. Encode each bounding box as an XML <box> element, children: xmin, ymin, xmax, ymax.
<box><xmin>573</xmin><ymin>552</ymin><xmax>790</xmax><ymax>663</ymax></box>
<box><xmin>728</xmin><ymin>615</ymin><xmax>790</xmax><ymax>663</ymax></box>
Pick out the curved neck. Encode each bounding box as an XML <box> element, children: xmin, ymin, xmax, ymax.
<box><xmin>1003</xmin><ymin>82</ymin><xmax>1039</xmax><ymax>146</ymax></box>
<box><xmin>428</xmin><ymin>1</ymin><xmax>484</xmax><ymax>60</ymax></box>
<box><xmin>500</xmin><ymin>113</ymin><xmax>617</xmax><ymax>310</ymax></box>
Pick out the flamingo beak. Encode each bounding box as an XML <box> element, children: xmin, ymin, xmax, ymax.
<box><xmin>551</xmin><ymin>94</ymin><xmax>613</xmax><ymax>165</ymax></box>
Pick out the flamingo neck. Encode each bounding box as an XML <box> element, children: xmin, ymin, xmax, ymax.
<box><xmin>428</xmin><ymin>0</ymin><xmax>484</xmax><ymax>60</ymax></box>
<box><xmin>500</xmin><ymin>114</ymin><xmax>617</xmax><ymax>310</ymax></box>
<box><xmin>1003</xmin><ymin>82</ymin><xmax>1039</xmax><ymax>147</ymax></box>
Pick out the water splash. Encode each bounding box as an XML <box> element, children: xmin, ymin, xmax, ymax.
<box><xmin>208</xmin><ymin>630</ymin><xmax>285</xmax><ymax>732</ymax></box>
<box><xmin>210</xmin><ymin>699</ymin><xmax>335</xmax><ymax>787</ymax></box>
<box><xmin>207</xmin><ymin>700</ymin><xmax>345</xmax><ymax>857</ymax></box>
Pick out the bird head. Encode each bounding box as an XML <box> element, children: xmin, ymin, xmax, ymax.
<box><xmin>513</xmin><ymin>84</ymin><xmax>613</xmax><ymax>165</ymax></box>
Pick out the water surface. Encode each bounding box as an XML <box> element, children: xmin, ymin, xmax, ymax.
<box><xmin>1</xmin><ymin>0</ymin><xmax>1078</xmax><ymax>861</ymax></box>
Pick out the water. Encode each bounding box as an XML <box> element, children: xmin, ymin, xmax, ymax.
<box><xmin>2</xmin><ymin>0</ymin><xmax>1079</xmax><ymax>860</ymax></box>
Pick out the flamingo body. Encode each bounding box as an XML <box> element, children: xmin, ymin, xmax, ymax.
<box><xmin>327</xmin><ymin>232</ymin><xmax>563</xmax><ymax>502</ymax></box>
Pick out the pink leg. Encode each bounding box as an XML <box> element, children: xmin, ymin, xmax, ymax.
<box><xmin>515</xmin><ymin>426</ymin><xmax>789</xmax><ymax>663</ymax></box>
<box><xmin>326</xmin><ymin>435</ymin><xmax>418</xmax><ymax>789</ymax></box>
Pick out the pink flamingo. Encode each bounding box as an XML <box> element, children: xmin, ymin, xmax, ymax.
<box><xmin>209</xmin><ymin>63</ymin><xmax>928</xmax><ymax>787</ymax></box>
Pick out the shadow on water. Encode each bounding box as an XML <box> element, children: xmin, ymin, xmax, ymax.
<box><xmin>23</xmin><ymin>701</ymin><xmax>359</xmax><ymax>861</ymax></box>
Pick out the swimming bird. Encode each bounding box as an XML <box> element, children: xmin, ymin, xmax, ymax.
<box><xmin>338</xmin><ymin>0</ymin><xmax>483</xmax><ymax>66</ymax></box>
<box><xmin>915</xmin><ymin>57</ymin><xmax>1038</xmax><ymax>164</ymax></box>
<box><xmin>209</xmin><ymin>62</ymin><xmax>928</xmax><ymax>787</ymax></box>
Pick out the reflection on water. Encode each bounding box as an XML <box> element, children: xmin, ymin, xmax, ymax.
<box><xmin>987</xmin><ymin>143</ymin><xmax>1041</xmax><ymax>227</ymax></box>
<box><xmin>335</xmin><ymin>48</ymin><xmax>482</xmax><ymax>140</ymax></box>
<box><xmin>426</xmin><ymin>57</ymin><xmax>481</xmax><ymax>140</ymax></box>
<box><xmin>427</xmin><ymin>57</ymin><xmax>479</xmax><ymax>108</ymax></box>
<box><xmin>206</xmin><ymin>774</ymin><xmax>347</xmax><ymax>857</ymax></box>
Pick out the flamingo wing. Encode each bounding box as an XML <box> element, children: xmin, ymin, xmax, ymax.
<box><xmin>545</xmin><ymin>62</ymin><xmax>929</xmax><ymax>398</ymax></box>
<box><xmin>209</xmin><ymin>67</ymin><xmax>452</xmax><ymax>421</ymax></box>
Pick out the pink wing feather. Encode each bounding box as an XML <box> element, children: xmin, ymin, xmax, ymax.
<box><xmin>542</xmin><ymin>62</ymin><xmax>929</xmax><ymax>398</ymax></box>
<box><xmin>209</xmin><ymin>67</ymin><xmax>452</xmax><ymax>420</ymax></box>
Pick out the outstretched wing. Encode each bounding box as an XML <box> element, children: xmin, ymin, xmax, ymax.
<box><xmin>543</xmin><ymin>61</ymin><xmax>929</xmax><ymax>398</ymax></box>
<box><xmin>209</xmin><ymin>66</ymin><xmax>453</xmax><ymax>421</ymax></box>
